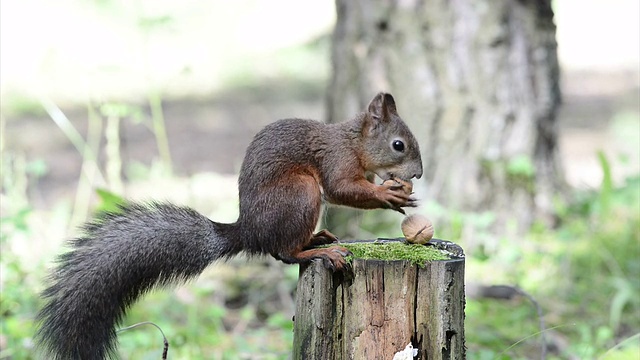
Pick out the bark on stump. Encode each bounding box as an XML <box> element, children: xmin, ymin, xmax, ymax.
<box><xmin>293</xmin><ymin>239</ymin><xmax>465</xmax><ymax>360</ymax></box>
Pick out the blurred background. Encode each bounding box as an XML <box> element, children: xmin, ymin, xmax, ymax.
<box><xmin>1</xmin><ymin>0</ymin><xmax>638</xmax><ymax>359</ymax></box>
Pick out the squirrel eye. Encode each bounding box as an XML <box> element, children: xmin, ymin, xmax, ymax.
<box><xmin>392</xmin><ymin>140</ymin><xmax>405</xmax><ymax>152</ymax></box>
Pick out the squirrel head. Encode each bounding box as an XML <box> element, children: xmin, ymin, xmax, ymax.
<box><xmin>360</xmin><ymin>92</ymin><xmax>423</xmax><ymax>181</ymax></box>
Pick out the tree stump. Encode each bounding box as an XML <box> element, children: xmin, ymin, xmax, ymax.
<box><xmin>293</xmin><ymin>239</ymin><xmax>465</xmax><ymax>360</ymax></box>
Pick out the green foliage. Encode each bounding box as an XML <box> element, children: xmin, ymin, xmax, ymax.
<box><xmin>0</xmin><ymin>245</ymin><xmax>39</xmax><ymax>359</ymax></box>
<box><xmin>94</xmin><ymin>188</ymin><xmax>128</xmax><ymax>214</ymax></box>
<box><xmin>0</xmin><ymin>206</ymin><xmax>37</xmax><ymax>359</ymax></box>
<box><xmin>464</xmin><ymin>154</ymin><xmax>640</xmax><ymax>359</ymax></box>
<box><xmin>99</xmin><ymin>102</ymin><xmax>144</xmax><ymax>121</ymax></box>
<box><xmin>0</xmin><ymin>92</ymin><xmax>46</xmax><ymax>117</ymax></box>
<box><xmin>507</xmin><ymin>154</ymin><xmax>536</xmax><ymax>178</ymax></box>
<box><xmin>466</xmin><ymin>299</ymin><xmax>542</xmax><ymax>360</ymax></box>
<box><xmin>110</xmin><ymin>266</ymin><xmax>295</xmax><ymax>359</ymax></box>
<box><xmin>600</xmin><ymin>333</ymin><xmax>640</xmax><ymax>360</ymax></box>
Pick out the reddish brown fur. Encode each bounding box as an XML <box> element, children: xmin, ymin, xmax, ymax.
<box><xmin>236</xmin><ymin>93</ymin><xmax>422</xmax><ymax>269</ymax></box>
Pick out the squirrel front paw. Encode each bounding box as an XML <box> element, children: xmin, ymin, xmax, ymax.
<box><xmin>308</xmin><ymin>229</ymin><xmax>340</xmax><ymax>247</ymax></box>
<box><xmin>379</xmin><ymin>178</ymin><xmax>417</xmax><ymax>214</ymax></box>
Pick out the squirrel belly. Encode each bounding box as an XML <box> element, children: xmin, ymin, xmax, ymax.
<box><xmin>35</xmin><ymin>203</ymin><xmax>242</xmax><ymax>360</ymax></box>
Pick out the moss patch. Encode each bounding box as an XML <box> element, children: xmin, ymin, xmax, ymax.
<box><xmin>338</xmin><ymin>241</ymin><xmax>449</xmax><ymax>267</ymax></box>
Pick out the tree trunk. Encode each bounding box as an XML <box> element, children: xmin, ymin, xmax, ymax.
<box><xmin>325</xmin><ymin>0</ymin><xmax>563</xmax><ymax>237</ymax></box>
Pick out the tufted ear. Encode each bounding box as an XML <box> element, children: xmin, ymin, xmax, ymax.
<box><xmin>367</xmin><ymin>92</ymin><xmax>398</xmax><ymax>121</ymax></box>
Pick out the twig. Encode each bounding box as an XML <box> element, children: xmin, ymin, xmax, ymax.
<box><xmin>117</xmin><ymin>321</ymin><xmax>169</xmax><ymax>360</ymax></box>
<box><xmin>514</xmin><ymin>286</ymin><xmax>547</xmax><ymax>360</ymax></box>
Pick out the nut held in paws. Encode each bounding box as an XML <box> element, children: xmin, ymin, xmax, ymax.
<box><xmin>401</xmin><ymin>214</ymin><xmax>434</xmax><ymax>245</ymax></box>
<box><xmin>382</xmin><ymin>178</ymin><xmax>413</xmax><ymax>195</ymax></box>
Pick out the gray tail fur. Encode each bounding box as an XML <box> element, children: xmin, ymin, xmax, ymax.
<box><xmin>35</xmin><ymin>203</ymin><xmax>240</xmax><ymax>359</ymax></box>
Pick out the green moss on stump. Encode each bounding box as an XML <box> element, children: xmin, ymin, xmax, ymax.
<box><xmin>338</xmin><ymin>241</ymin><xmax>449</xmax><ymax>267</ymax></box>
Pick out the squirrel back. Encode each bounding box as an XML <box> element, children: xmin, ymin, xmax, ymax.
<box><xmin>35</xmin><ymin>92</ymin><xmax>422</xmax><ymax>359</ymax></box>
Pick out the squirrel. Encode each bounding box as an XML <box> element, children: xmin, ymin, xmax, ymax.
<box><xmin>35</xmin><ymin>92</ymin><xmax>423</xmax><ymax>359</ymax></box>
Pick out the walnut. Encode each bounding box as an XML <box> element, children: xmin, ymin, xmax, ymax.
<box><xmin>381</xmin><ymin>178</ymin><xmax>413</xmax><ymax>195</ymax></box>
<box><xmin>401</xmin><ymin>214</ymin><xmax>434</xmax><ymax>245</ymax></box>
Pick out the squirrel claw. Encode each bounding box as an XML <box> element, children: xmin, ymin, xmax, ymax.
<box><xmin>394</xmin><ymin>207</ymin><xmax>407</xmax><ymax>215</ymax></box>
<box><xmin>333</xmin><ymin>247</ymin><xmax>352</xmax><ymax>257</ymax></box>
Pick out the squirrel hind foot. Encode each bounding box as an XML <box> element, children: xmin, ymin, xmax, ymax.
<box><xmin>276</xmin><ymin>246</ymin><xmax>352</xmax><ymax>271</ymax></box>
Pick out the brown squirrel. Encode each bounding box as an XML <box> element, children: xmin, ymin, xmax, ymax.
<box><xmin>35</xmin><ymin>92</ymin><xmax>423</xmax><ymax>359</ymax></box>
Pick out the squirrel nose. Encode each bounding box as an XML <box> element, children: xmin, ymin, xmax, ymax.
<box><xmin>413</xmin><ymin>164</ymin><xmax>423</xmax><ymax>179</ymax></box>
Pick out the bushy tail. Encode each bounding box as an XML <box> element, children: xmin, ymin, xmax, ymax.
<box><xmin>36</xmin><ymin>203</ymin><xmax>240</xmax><ymax>359</ymax></box>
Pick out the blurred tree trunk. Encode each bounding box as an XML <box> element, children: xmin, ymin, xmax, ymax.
<box><xmin>325</xmin><ymin>0</ymin><xmax>563</xmax><ymax>238</ymax></box>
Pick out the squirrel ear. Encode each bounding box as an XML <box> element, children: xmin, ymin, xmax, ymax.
<box><xmin>367</xmin><ymin>93</ymin><xmax>385</xmax><ymax>120</ymax></box>
<box><xmin>367</xmin><ymin>92</ymin><xmax>398</xmax><ymax>121</ymax></box>
<box><xmin>383</xmin><ymin>93</ymin><xmax>398</xmax><ymax>116</ymax></box>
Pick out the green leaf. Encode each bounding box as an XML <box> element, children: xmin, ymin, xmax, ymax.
<box><xmin>95</xmin><ymin>188</ymin><xmax>127</xmax><ymax>213</ymax></box>
<box><xmin>597</xmin><ymin>151</ymin><xmax>613</xmax><ymax>217</ymax></box>
<box><xmin>506</xmin><ymin>155</ymin><xmax>535</xmax><ymax>178</ymax></box>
